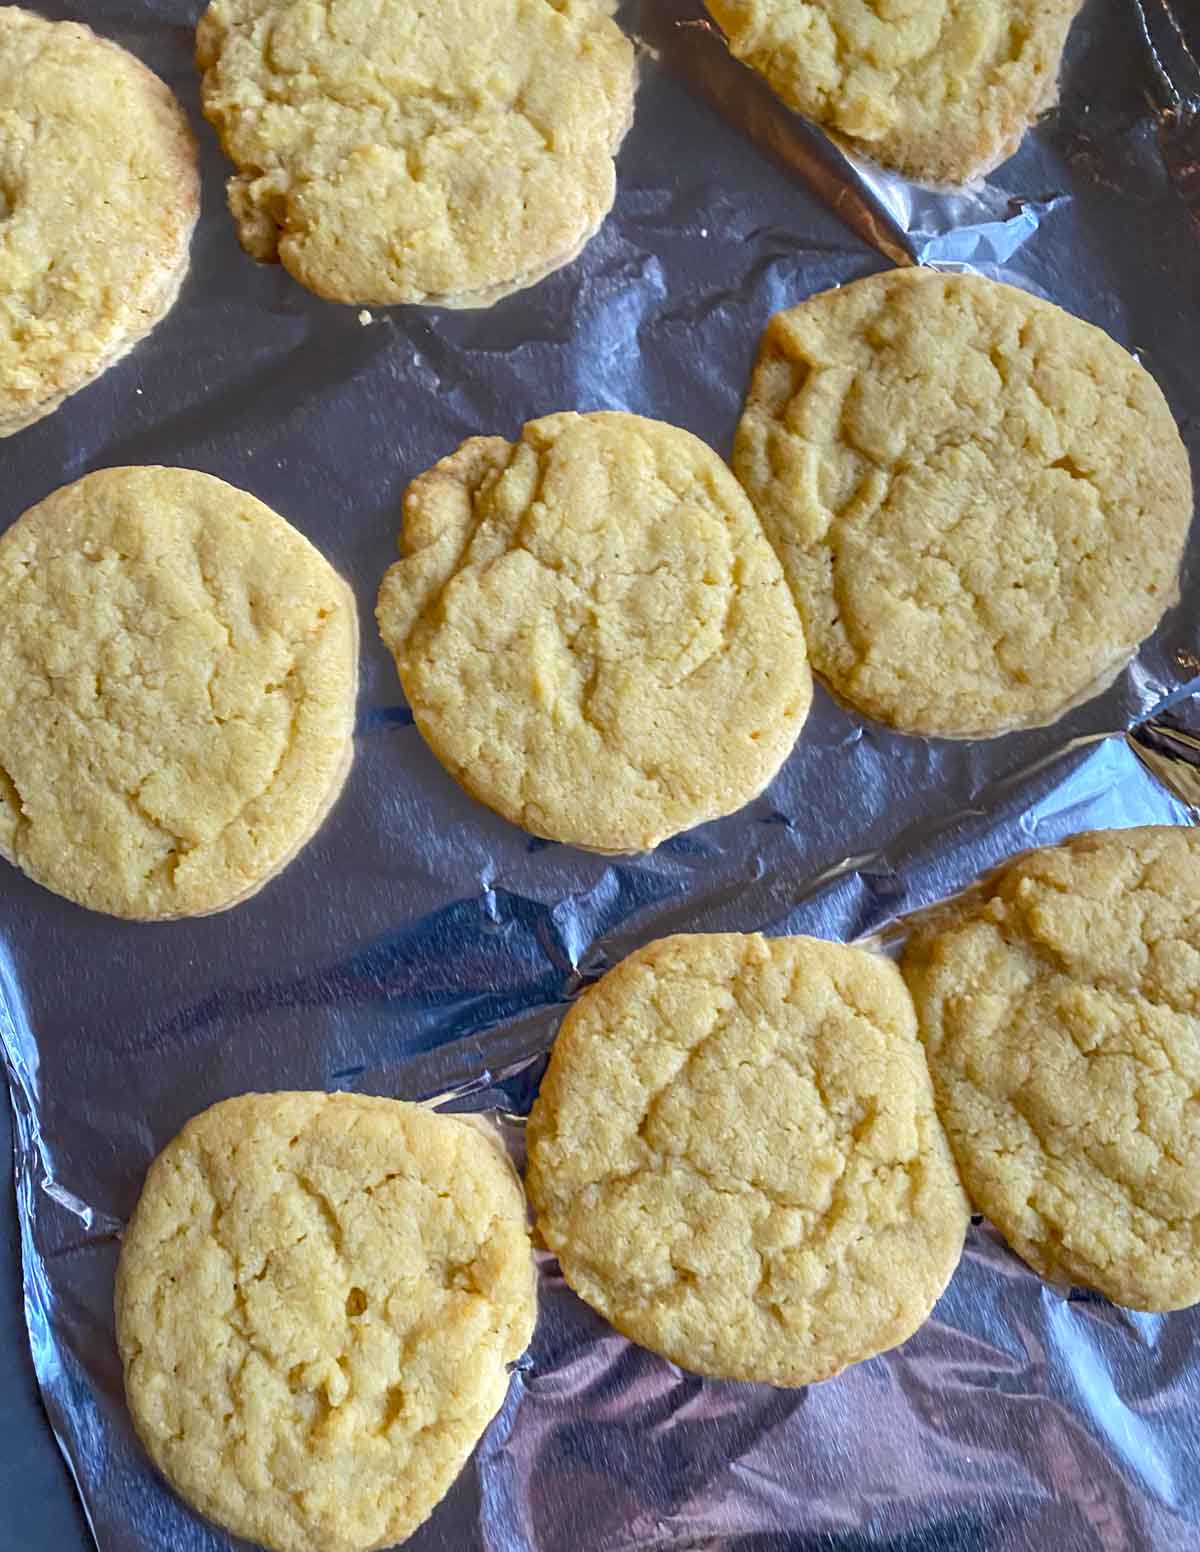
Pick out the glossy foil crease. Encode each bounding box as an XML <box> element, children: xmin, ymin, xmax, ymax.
<box><xmin>2</xmin><ymin>2</ymin><xmax>1199</xmax><ymax>1549</ymax></box>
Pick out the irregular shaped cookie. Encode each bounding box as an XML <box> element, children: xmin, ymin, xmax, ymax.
<box><xmin>705</xmin><ymin>0</ymin><xmax>1082</xmax><ymax>184</ymax></box>
<box><xmin>527</xmin><ymin>933</ymin><xmax>969</xmax><ymax>1385</ymax></box>
<box><xmin>0</xmin><ymin>467</ymin><xmax>357</xmax><ymax>920</ymax></box>
<box><xmin>734</xmin><ymin>269</ymin><xmax>1192</xmax><ymax>738</ymax></box>
<box><xmin>196</xmin><ymin>0</ymin><xmax>635</xmax><ymax>306</ymax></box>
<box><xmin>117</xmin><ymin>1092</ymin><xmax>537</xmax><ymax>1552</ymax></box>
<box><xmin>0</xmin><ymin>7</ymin><xmax>199</xmax><ymax>436</ymax></box>
<box><xmin>377</xmin><ymin>412</ymin><xmax>813</xmax><ymax>852</ymax></box>
<box><xmin>904</xmin><ymin>826</ymin><xmax>1200</xmax><ymax>1312</ymax></box>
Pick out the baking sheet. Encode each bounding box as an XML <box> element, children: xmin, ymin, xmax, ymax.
<box><xmin>3</xmin><ymin>1</ymin><xmax>1200</xmax><ymax>1548</ymax></box>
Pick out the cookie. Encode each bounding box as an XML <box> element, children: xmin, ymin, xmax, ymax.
<box><xmin>116</xmin><ymin>1092</ymin><xmax>537</xmax><ymax>1552</ymax></box>
<box><xmin>377</xmin><ymin>412</ymin><xmax>813</xmax><ymax>852</ymax></box>
<box><xmin>196</xmin><ymin>0</ymin><xmax>635</xmax><ymax>306</ymax></box>
<box><xmin>904</xmin><ymin>826</ymin><xmax>1200</xmax><ymax>1312</ymax></box>
<box><xmin>0</xmin><ymin>7</ymin><xmax>199</xmax><ymax>437</ymax></box>
<box><xmin>527</xmin><ymin>933</ymin><xmax>969</xmax><ymax>1385</ymax></box>
<box><xmin>0</xmin><ymin>467</ymin><xmax>358</xmax><ymax>920</ymax></box>
<box><xmin>734</xmin><ymin>269</ymin><xmax>1192</xmax><ymax>738</ymax></box>
<box><xmin>704</xmin><ymin>0</ymin><xmax>1082</xmax><ymax>185</ymax></box>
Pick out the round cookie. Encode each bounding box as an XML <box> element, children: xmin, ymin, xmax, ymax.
<box><xmin>116</xmin><ymin>1091</ymin><xmax>537</xmax><ymax>1552</ymax></box>
<box><xmin>376</xmin><ymin>412</ymin><xmax>813</xmax><ymax>853</ymax></box>
<box><xmin>0</xmin><ymin>7</ymin><xmax>199</xmax><ymax>437</ymax></box>
<box><xmin>0</xmin><ymin>467</ymin><xmax>358</xmax><ymax>920</ymax></box>
<box><xmin>527</xmin><ymin>932</ymin><xmax>969</xmax><ymax>1385</ymax></box>
<box><xmin>704</xmin><ymin>0</ymin><xmax>1082</xmax><ymax>185</ymax></box>
<box><xmin>734</xmin><ymin>269</ymin><xmax>1193</xmax><ymax>738</ymax></box>
<box><xmin>196</xmin><ymin>0</ymin><xmax>635</xmax><ymax>306</ymax></box>
<box><xmin>903</xmin><ymin>825</ymin><xmax>1200</xmax><ymax>1312</ymax></box>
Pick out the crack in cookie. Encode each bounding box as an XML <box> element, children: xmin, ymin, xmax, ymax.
<box><xmin>528</xmin><ymin>932</ymin><xmax>969</xmax><ymax>1385</ymax></box>
<box><xmin>0</xmin><ymin>8</ymin><xmax>199</xmax><ymax>436</ymax></box>
<box><xmin>705</xmin><ymin>0</ymin><xmax>1082</xmax><ymax>184</ymax></box>
<box><xmin>0</xmin><ymin>467</ymin><xmax>358</xmax><ymax>919</ymax></box>
<box><xmin>903</xmin><ymin>825</ymin><xmax>1200</xmax><ymax>1311</ymax></box>
<box><xmin>196</xmin><ymin>0</ymin><xmax>635</xmax><ymax>305</ymax></box>
<box><xmin>734</xmin><ymin>269</ymin><xmax>1192</xmax><ymax>738</ymax></box>
<box><xmin>377</xmin><ymin>412</ymin><xmax>813</xmax><ymax>852</ymax></box>
<box><xmin>117</xmin><ymin>1092</ymin><xmax>536</xmax><ymax>1552</ymax></box>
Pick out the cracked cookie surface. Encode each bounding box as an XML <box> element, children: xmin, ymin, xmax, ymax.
<box><xmin>0</xmin><ymin>6</ymin><xmax>199</xmax><ymax>436</ymax></box>
<box><xmin>377</xmin><ymin>412</ymin><xmax>812</xmax><ymax>852</ymax></box>
<box><xmin>903</xmin><ymin>826</ymin><xmax>1200</xmax><ymax>1311</ymax></box>
<box><xmin>704</xmin><ymin>0</ymin><xmax>1081</xmax><ymax>184</ymax></box>
<box><xmin>0</xmin><ymin>467</ymin><xmax>357</xmax><ymax>920</ymax></box>
<box><xmin>527</xmin><ymin>932</ymin><xmax>969</xmax><ymax>1384</ymax></box>
<box><xmin>196</xmin><ymin>0</ymin><xmax>635</xmax><ymax>305</ymax></box>
<box><xmin>734</xmin><ymin>269</ymin><xmax>1192</xmax><ymax>738</ymax></box>
<box><xmin>116</xmin><ymin>1092</ymin><xmax>537</xmax><ymax>1552</ymax></box>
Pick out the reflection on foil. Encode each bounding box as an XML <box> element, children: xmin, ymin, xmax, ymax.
<box><xmin>2</xmin><ymin>1</ymin><xmax>1200</xmax><ymax>1550</ymax></box>
<box><xmin>626</xmin><ymin>0</ymin><xmax>915</xmax><ymax>267</ymax></box>
<box><xmin>1137</xmin><ymin>0</ymin><xmax>1200</xmax><ymax>232</ymax></box>
<box><xmin>1136</xmin><ymin>0</ymin><xmax>1200</xmax><ymax>113</ymax></box>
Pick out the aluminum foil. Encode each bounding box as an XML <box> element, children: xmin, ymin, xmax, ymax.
<box><xmin>3</xmin><ymin>1</ymin><xmax>1200</xmax><ymax>1548</ymax></box>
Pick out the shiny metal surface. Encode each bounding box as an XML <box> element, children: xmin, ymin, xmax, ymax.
<box><xmin>2</xmin><ymin>2</ymin><xmax>1199</xmax><ymax>1549</ymax></box>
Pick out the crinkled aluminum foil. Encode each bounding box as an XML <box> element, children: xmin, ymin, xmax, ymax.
<box><xmin>3</xmin><ymin>2</ymin><xmax>1200</xmax><ymax>1549</ymax></box>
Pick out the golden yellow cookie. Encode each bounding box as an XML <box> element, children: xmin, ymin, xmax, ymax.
<box><xmin>377</xmin><ymin>412</ymin><xmax>813</xmax><ymax>852</ymax></box>
<box><xmin>0</xmin><ymin>7</ymin><xmax>199</xmax><ymax>437</ymax></box>
<box><xmin>904</xmin><ymin>826</ymin><xmax>1200</xmax><ymax>1312</ymax></box>
<box><xmin>116</xmin><ymin>1092</ymin><xmax>537</xmax><ymax>1552</ymax></box>
<box><xmin>0</xmin><ymin>467</ymin><xmax>358</xmax><ymax>920</ymax></box>
<box><xmin>704</xmin><ymin>0</ymin><xmax>1082</xmax><ymax>185</ymax></box>
<box><xmin>527</xmin><ymin>933</ymin><xmax>969</xmax><ymax>1385</ymax></box>
<box><xmin>196</xmin><ymin>0</ymin><xmax>635</xmax><ymax>306</ymax></box>
<box><xmin>734</xmin><ymin>269</ymin><xmax>1192</xmax><ymax>738</ymax></box>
